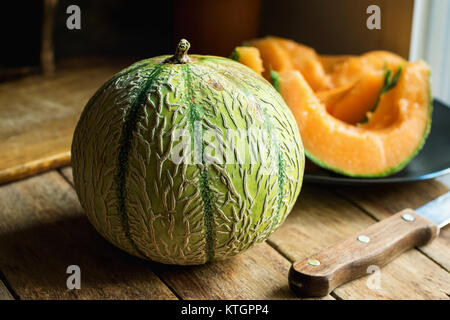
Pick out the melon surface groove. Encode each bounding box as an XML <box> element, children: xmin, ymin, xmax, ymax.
<box><xmin>72</xmin><ymin>40</ymin><xmax>304</xmax><ymax>265</ymax></box>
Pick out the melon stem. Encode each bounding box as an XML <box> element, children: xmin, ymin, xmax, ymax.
<box><xmin>164</xmin><ymin>39</ymin><xmax>193</xmax><ymax>64</ymax></box>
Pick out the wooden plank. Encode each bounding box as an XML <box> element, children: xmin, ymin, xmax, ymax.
<box><xmin>0</xmin><ymin>281</ymin><xmax>14</xmax><ymax>300</ymax></box>
<box><xmin>268</xmin><ymin>185</ymin><xmax>450</xmax><ymax>299</ymax></box>
<box><xmin>59</xmin><ymin>167</ymin><xmax>331</xmax><ymax>299</ymax></box>
<box><xmin>59</xmin><ymin>166</ymin><xmax>74</xmax><ymax>185</ymax></box>
<box><xmin>0</xmin><ymin>171</ymin><xmax>176</xmax><ymax>299</ymax></box>
<box><xmin>337</xmin><ymin>180</ymin><xmax>450</xmax><ymax>272</ymax></box>
<box><xmin>0</xmin><ymin>58</ymin><xmax>132</xmax><ymax>185</ymax></box>
<box><xmin>154</xmin><ymin>242</ymin><xmax>330</xmax><ymax>300</ymax></box>
<box><xmin>40</xmin><ymin>0</ymin><xmax>58</xmax><ymax>75</ymax></box>
<box><xmin>437</xmin><ymin>174</ymin><xmax>450</xmax><ymax>188</ymax></box>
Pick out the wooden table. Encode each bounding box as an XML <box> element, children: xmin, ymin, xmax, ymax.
<box><xmin>0</xmin><ymin>58</ymin><xmax>131</xmax><ymax>185</ymax></box>
<box><xmin>0</xmin><ymin>58</ymin><xmax>449</xmax><ymax>300</ymax></box>
<box><xmin>0</xmin><ymin>167</ymin><xmax>448</xmax><ymax>300</ymax></box>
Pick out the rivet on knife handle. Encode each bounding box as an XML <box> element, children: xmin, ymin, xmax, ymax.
<box><xmin>288</xmin><ymin>209</ymin><xmax>439</xmax><ymax>297</ymax></box>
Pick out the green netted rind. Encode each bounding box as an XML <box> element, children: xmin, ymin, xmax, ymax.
<box><xmin>71</xmin><ymin>52</ymin><xmax>304</xmax><ymax>265</ymax></box>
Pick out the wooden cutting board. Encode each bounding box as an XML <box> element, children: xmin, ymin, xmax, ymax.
<box><xmin>0</xmin><ymin>57</ymin><xmax>133</xmax><ymax>185</ymax></box>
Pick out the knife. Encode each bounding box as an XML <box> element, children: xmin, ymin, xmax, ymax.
<box><xmin>289</xmin><ymin>191</ymin><xmax>450</xmax><ymax>297</ymax></box>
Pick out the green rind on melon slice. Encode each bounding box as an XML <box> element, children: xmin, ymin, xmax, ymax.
<box><xmin>230</xmin><ymin>49</ymin><xmax>240</xmax><ymax>62</ymax></box>
<box><xmin>270</xmin><ymin>69</ymin><xmax>281</xmax><ymax>93</ymax></box>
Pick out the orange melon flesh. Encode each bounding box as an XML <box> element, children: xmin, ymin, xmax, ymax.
<box><xmin>247</xmin><ymin>38</ymin><xmax>293</xmax><ymax>79</ymax></box>
<box><xmin>329</xmin><ymin>52</ymin><xmax>405</xmax><ymax>88</ymax></box>
<box><xmin>268</xmin><ymin>37</ymin><xmax>331</xmax><ymax>91</ymax></box>
<box><xmin>316</xmin><ymin>81</ymin><xmax>357</xmax><ymax>109</ymax></box>
<box><xmin>231</xmin><ymin>46</ymin><xmax>264</xmax><ymax>75</ymax></box>
<box><xmin>276</xmin><ymin>61</ymin><xmax>431</xmax><ymax>177</ymax></box>
<box><xmin>319</xmin><ymin>55</ymin><xmax>356</xmax><ymax>73</ymax></box>
<box><xmin>329</xmin><ymin>70</ymin><xmax>385</xmax><ymax>123</ymax></box>
<box><xmin>362</xmin><ymin>50</ymin><xmax>406</xmax><ymax>70</ymax></box>
<box><xmin>329</xmin><ymin>57</ymin><xmax>367</xmax><ymax>88</ymax></box>
<box><xmin>322</xmin><ymin>52</ymin><xmax>406</xmax><ymax>124</ymax></box>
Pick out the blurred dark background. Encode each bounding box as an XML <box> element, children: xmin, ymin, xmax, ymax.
<box><xmin>0</xmin><ymin>0</ymin><xmax>413</xmax><ymax>76</ymax></box>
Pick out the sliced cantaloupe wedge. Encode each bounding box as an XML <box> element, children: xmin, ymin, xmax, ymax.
<box><xmin>230</xmin><ymin>46</ymin><xmax>264</xmax><ymax>75</ymax></box>
<box><xmin>233</xmin><ymin>39</ymin><xmax>432</xmax><ymax>177</ymax></box>
<box><xmin>272</xmin><ymin>61</ymin><xmax>431</xmax><ymax>177</ymax></box>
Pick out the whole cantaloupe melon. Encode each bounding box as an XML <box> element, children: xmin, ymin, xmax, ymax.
<box><xmin>72</xmin><ymin>40</ymin><xmax>304</xmax><ymax>265</ymax></box>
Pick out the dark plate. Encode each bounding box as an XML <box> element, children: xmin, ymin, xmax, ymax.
<box><xmin>304</xmin><ymin>99</ymin><xmax>450</xmax><ymax>185</ymax></box>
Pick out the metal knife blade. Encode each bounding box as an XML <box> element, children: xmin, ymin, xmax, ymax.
<box><xmin>416</xmin><ymin>191</ymin><xmax>450</xmax><ymax>228</ymax></box>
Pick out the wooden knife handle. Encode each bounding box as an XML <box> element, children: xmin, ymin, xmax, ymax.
<box><xmin>289</xmin><ymin>209</ymin><xmax>438</xmax><ymax>297</ymax></box>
